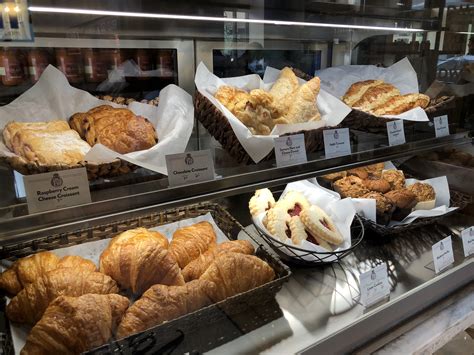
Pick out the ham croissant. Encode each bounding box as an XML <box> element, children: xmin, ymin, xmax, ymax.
<box><xmin>182</xmin><ymin>240</ymin><xmax>255</xmax><ymax>282</ymax></box>
<box><xmin>21</xmin><ymin>294</ymin><xmax>129</xmax><ymax>355</ymax></box>
<box><xmin>169</xmin><ymin>222</ymin><xmax>217</xmax><ymax>268</ymax></box>
<box><xmin>6</xmin><ymin>268</ymin><xmax>119</xmax><ymax>325</ymax></box>
<box><xmin>0</xmin><ymin>252</ymin><xmax>95</xmax><ymax>296</ymax></box>
<box><xmin>99</xmin><ymin>228</ymin><xmax>184</xmax><ymax>295</ymax></box>
<box><xmin>199</xmin><ymin>252</ymin><xmax>275</xmax><ymax>302</ymax></box>
<box><xmin>116</xmin><ymin>280</ymin><xmax>216</xmax><ymax>339</ymax></box>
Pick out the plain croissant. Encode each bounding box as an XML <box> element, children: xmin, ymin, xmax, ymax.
<box><xmin>116</xmin><ymin>279</ymin><xmax>216</xmax><ymax>339</ymax></box>
<box><xmin>182</xmin><ymin>240</ymin><xmax>255</xmax><ymax>282</ymax></box>
<box><xmin>169</xmin><ymin>221</ymin><xmax>217</xmax><ymax>268</ymax></box>
<box><xmin>6</xmin><ymin>268</ymin><xmax>119</xmax><ymax>325</ymax></box>
<box><xmin>99</xmin><ymin>227</ymin><xmax>183</xmax><ymax>295</ymax></box>
<box><xmin>21</xmin><ymin>294</ymin><xmax>129</xmax><ymax>355</ymax></box>
<box><xmin>199</xmin><ymin>252</ymin><xmax>275</xmax><ymax>302</ymax></box>
<box><xmin>57</xmin><ymin>255</ymin><xmax>97</xmax><ymax>271</ymax></box>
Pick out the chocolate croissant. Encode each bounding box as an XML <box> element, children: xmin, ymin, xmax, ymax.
<box><xmin>99</xmin><ymin>228</ymin><xmax>184</xmax><ymax>295</ymax></box>
<box><xmin>182</xmin><ymin>240</ymin><xmax>255</xmax><ymax>282</ymax></box>
<box><xmin>116</xmin><ymin>280</ymin><xmax>216</xmax><ymax>339</ymax></box>
<box><xmin>169</xmin><ymin>222</ymin><xmax>217</xmax><ymax>268</ymax></box>
<box><xmin>199</xmin><ymin>252</ymin><xmax>275</xmax><ymax>302</ymax></box>
<box><xmin>7</xmin><ymin>268</ymin><xmax>119</xmax><ymax>325</ymax></box>
<box><xmin>21</xmin><ymin>294</ymin><xmax>129</xmax><ymax>355</ymax></box>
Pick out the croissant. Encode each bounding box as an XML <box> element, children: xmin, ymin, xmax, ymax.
<box><xmin>116</xmin><ymin>280</ymin><xmax>216</xmax><ymax>339</ymax></box>
<box><xmin>21</xmin><ymin>294</ymin><xmax>129</xmax><ymax>355</ymax></box>
<box><xmin>199</xmin><ymin>253</ymin><xmax>275</xmax><ymax>302</ymax></box>
<box><xmin>0</xmin><ymin>253</ymin><xmax>97</xmax><ymax>296</ymax></box>
<box><xmin>169</xmin><ymin>222</ymin><xmax>217</xmax><ymax>268</ymax></box>
<box><xmin>0</xmin><ymin>251</ymin><xmax>60</xmax><ymax>296</ymax></box>
<box><xmin>6</xmin><ymin>268</ymin><xmax>119</xmax><ymax>325</ymax></box>
<box><xmin>182</xmin><ymin>240</ymin><xmax>255</xmax><ymax>282</ymax></box>
<box><xmin>100</xmin><ymin>227</ymin><xmax>183</xmax><ymax>295</ymax></box>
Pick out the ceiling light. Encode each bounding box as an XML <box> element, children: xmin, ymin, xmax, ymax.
<box><xmin>28</xmin><ymin>6</ymin><xmax>424</xmax><ymax>32</ymax></box>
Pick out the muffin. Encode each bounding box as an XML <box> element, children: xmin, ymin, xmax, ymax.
<box><xmin>406</xmin><ymin>182</ymin><xmax>436</xmax><ymax>210</ymax></box>
<box><xmin>362</xmin><ymin>176</ymin><xmax>391</xmax><ymax>193</ymax></box>
<box><xmin>347</xmin><ymin>167</ymin><xmax>369</xmax><ymax>179</ymax></box>
<box><xmin>363</xmin><ymin>192</ymin><xmax>395</xmax><ymax>226</ymax></box>
<box><xmin>365</xmin><ymin>162</ymin><xmax>385</xmax><ymax>178</ymax></box>
<box><xmin>320</xmin><ymin>171</ymin><xmax>347</xmax><ymax>183</ymax></box>
<box><xmin>333</xmin><ymin>176</ymin><xmax>370</xmax><ymax>198</ymax></box>
<box><xmin>385</xmin><ymin>189</ymin><xmax>417</xmax><ymax>221</ymax></box>
<box><xmin>382</xmin><ymin>169</ymin><xmax>406</xmax><ymax>190</ymax></box>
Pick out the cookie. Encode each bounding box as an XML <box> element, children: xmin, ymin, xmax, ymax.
<box><xmin>249</xmin><ymin>188</ymin><xmax>275</xmax><ymax>217</ymax></box>
<box><xmin>300</xmin><ymin>205</ymin><xmax>343</xmax><ymax>246</ymax></box>
<box><xmin>276</xmin><ymin>190</ymin><xmax>310</xmax><ymax>214</ymax></box>
<box><xmin>266</xmin><ymin>207</ymin><xmax>290</xmax><ymax>242</ymax></box>
<box><xmin>305</xmin><ymin>229</ymin><xmax>333</xmax><ymax>251</ymax></box>
<box><xmin>288</xmin><ymin>216</ymin><xmax>308</xmax><ymax>245</ymax></box>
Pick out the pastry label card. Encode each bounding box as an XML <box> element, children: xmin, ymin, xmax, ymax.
<box><xmin>323</xmin><ymin>128</ymin><xmax>352</xmax><ymax>158</ymax></box>
<box><xmin>386</xmin><ymin>120</ymin><xmax>405</xmax><ymax>146</ymax></box>
<box><xmin>434</xmin><ymin>115</ymin><xmax>450</xmax><ymax>138</ymax></box>
<box><xmin>166</xmin><ymin>150</ymin><xmax>215</xmax><ymax>187</ymax></box>
<box><xmin>432</xmin><ymin>236</ymin><xmax>454</xmax><ymax>273</ymax></box>
<box><xmin>461</xmin><ymin>226</ymin><xmax>474</xmax><ymax>257</ymax></box>
<box><xmin>359</xmin><ymin>263</ymin><xmax>390</xmax><ymax>308</ymax></box>
<box><xmin>274</xmin><ymin>134</ymin><xmax>307</xmax><ymax>167</ymax></box>
<box><xmin>24</xmin><ymin>168</ymin><xmax>91</xmax><ymax>214</ymax></box>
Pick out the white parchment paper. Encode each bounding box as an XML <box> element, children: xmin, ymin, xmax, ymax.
<box><xmin>315</xmin><ymin>57</ymin><xmax>429</xmax><ymax>122</ymax></box>
<box><xmin>252</xmin><ymin>180</ymin><xmax>356</xmax><ymax>262</ymax></box>
<box><xmin>6</xmin><ymin>213</ymin><xmax>227</xmax><ymax>354</ymax></box>
<box><xmin>0</xmin><ymin>65</ymin><xmax>194</xmax><ymax>175</ymax></box>
<box><xmin>195</xmin><ymin>63</ymin><xmax>351</xmax><ymax>163</ymax></box>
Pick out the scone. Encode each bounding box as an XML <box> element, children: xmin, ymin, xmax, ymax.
<box><xmin>333</xmin><ymin>176</ymin><xmax>370</xmax><ymax>198</ymax></box>
<box><xmin>363</xmin><ymin>192</ymin><xmax>395</xmax><ymax>226</ymax></box>
<box><xmin>385</xmin><ymin>189</ymin><xmax>417</xmax><ymax>221</ymax></box>
<box><xmin>382</xmin><ymin>170</ymin><xmax>406</xmax><ymax>190</ymax></box>
<box><xmin>69</xmin><ymin>105</ymin><xmax>158</xmax><ymax>154</ymax></box>
<box><xmin>406</xmin><ymin>182</ymin><xmax>436</xmax><ymax>210</ymax></box>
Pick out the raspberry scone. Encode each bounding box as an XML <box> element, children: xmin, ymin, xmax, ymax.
<box><xmin>300</xmin><ymin>205</ymin><xmax>343</xmax><ymax>246</ymax></box>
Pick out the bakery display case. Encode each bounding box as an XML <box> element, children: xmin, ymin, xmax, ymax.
<box><xmin>0</xmin><ymin>1</ymin><xmax>473</xmax><ymax>354</ymax></box>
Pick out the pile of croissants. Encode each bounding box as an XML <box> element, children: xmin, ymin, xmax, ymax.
<box><xmin>0</xmin><ymin>221</ymin><xmax>275</xmax><ymax>355</ymax></box>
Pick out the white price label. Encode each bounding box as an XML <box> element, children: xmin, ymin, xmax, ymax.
<box><xmin>386</xmin><ymin>120</ymin><xmax>405</xmax><ymax>146</ymax></box>
<box><xmin>323</xmin><ymin>128</ymin><xmax>351</xmax><ymax>158</ymax></box>
<box><xmin>432</xmin><ymin>236</ymin><xmax>454</xmax><ymax>273</ymax></box>
<box><xmin>274</xmin><ymin>134</ymin><xmax>307</xmax><ymax>167</ymax></box>
<box><xmin>359</xmin><ymin>263</ymin><xmax>390</xmax><ymax>307</ymax></box>
<box><xmin>24</xmin><ymin>168</ymin><xmax>91</xmax><ymax>214</ymax></box>
<box><xmin>165</xmin><ymin>150</ymin><xmax>215</xmax><ymax>187</ymax></box>
<box><xmin>461</xmin><ymin>226</ymin><xmax>474</xmax><ymax>257</ymax></box>
<box><xmin>434</xmin><ymin>115</ymin><xmax>450</xmax><ymax>138</ymax></box>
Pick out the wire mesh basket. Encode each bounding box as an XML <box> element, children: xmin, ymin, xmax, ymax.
<box><xmin>253</xmin><ymin>214</ymin><xmax>364</xmax><ymax>266</ymax></box>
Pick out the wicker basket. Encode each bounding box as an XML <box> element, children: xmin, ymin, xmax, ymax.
<box><xmin>0</xmin><ymin>202</ymin><xmax>290</xmax><ymax>354</ymax></box>
<box><xmin>0</xmin><ymin>154</ymin><xmax>137</xmax><ymax>180</ymax></box>
<box><xmin>194</xmin><ymin>90</ymin><xmax>347</xmax><ymax>165</ymax></box>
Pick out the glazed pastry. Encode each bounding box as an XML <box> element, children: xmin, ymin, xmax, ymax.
<box><xmin>371</xmin><ymin>93</ymin><xmax>430</xmax><ymax>116</ymax></box>
<box><xmin>300</xmin><ymin>205</ymin><xmax>343</xmax><ymax>246</ymax></box>
<box><xmin>342</xmin><ymin>80</ymin><xmax>384</xmax><ymax>106</ymax></box>
<box><xmin>0</xmin><ymin>251</ymin><xmax>60</xmax><ymax>296</ymax></box>
<box><xmin>362</xmin><ymin>192</ymin><xmax>395</xmax><ymax>226</ymax></box>
<box><xmin>266</xmin><ymin>207</ymin><xmax>291</xmax><ymax>242</ymax></box>
<box><xmin>3</xmin><ymin>121</ymin><xmax>70</xmax><ymax>151</ymax></box>
<box><xmin>333</xmin><ymin>176</ymin><xmax>370</xmax><ymax>198</ymax></box>
<box><xmin>199</xmin><ymin>252</ymin><xmax>275</xmax><ymax>302</ymax></box>
<box><xmin>249</xmin><ymin>188</ymin><xmax>275</xmax><ymax>217</ymax></box>
<box><xmin>382</xmin><ymin>169</ymin><xmax>406</xmax><ymax>190</ymax></box>
<box><xmin>347</xmin><ymin>167</ymin><xmax>369</xmax><ymax>180</ymax></box>
<box><xmin>7</xmin><ymin>268</ymin><xmax>119</xmax><ymax>325</ymax></box>
<box><xmin>351</xmin><ymin>83</ymin><xmax>400</xmax><ymax>112</ymax></box>
<box><xmin>364</xmin><ymin>162</ymin><xmax>385</xmax><ymax>178</ymax></box>
<box><xmin>406</xmin><ymin>182</ymin><xmax>436</xmax><ymax>210</ymax></box>
<box><xmin>116</xmin><ymin>280</ymin><xmax>215</xmax><ymax>338</ymax></box>
<box><xmin>21</xmin><ymin>294</ymin><xmax>129</xmax><ymax>355</ymax></box>
<box><xmin>385</xmin><ymin>189</ymin><xmax>417</xmax><ymax>221</ymax></box>
<box><xmin>69</xmin><ymin>105</ymin><xmax>158</xmax><ymax>154</ymax></box>
<box><xmin>169</xmin><ymin>222</ymin><xmax>217</xmax><ymax>268</ymax></box>
<box><xmin>288</xmin><ymin>216</ymin><xmax>308</xmax><ymax>245</ymax></box>
<box><xmin>100</xmin><ymin>228</ymin><xmax>183</xmax><ymax>295</ymax></box>
<box><xmin>10</xmin><ymin>129</ymin><xmax>91</xmax><ymax>165</ymax></box>
<box><xmin>362</xmin><ymin>176</ymin><xmax>391</xmax><ymax>193</ymax></box>
<box><xmin>182</xmin><ymin>240</ymin><xmax>254</xmax><ymax>282</ymax></box>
